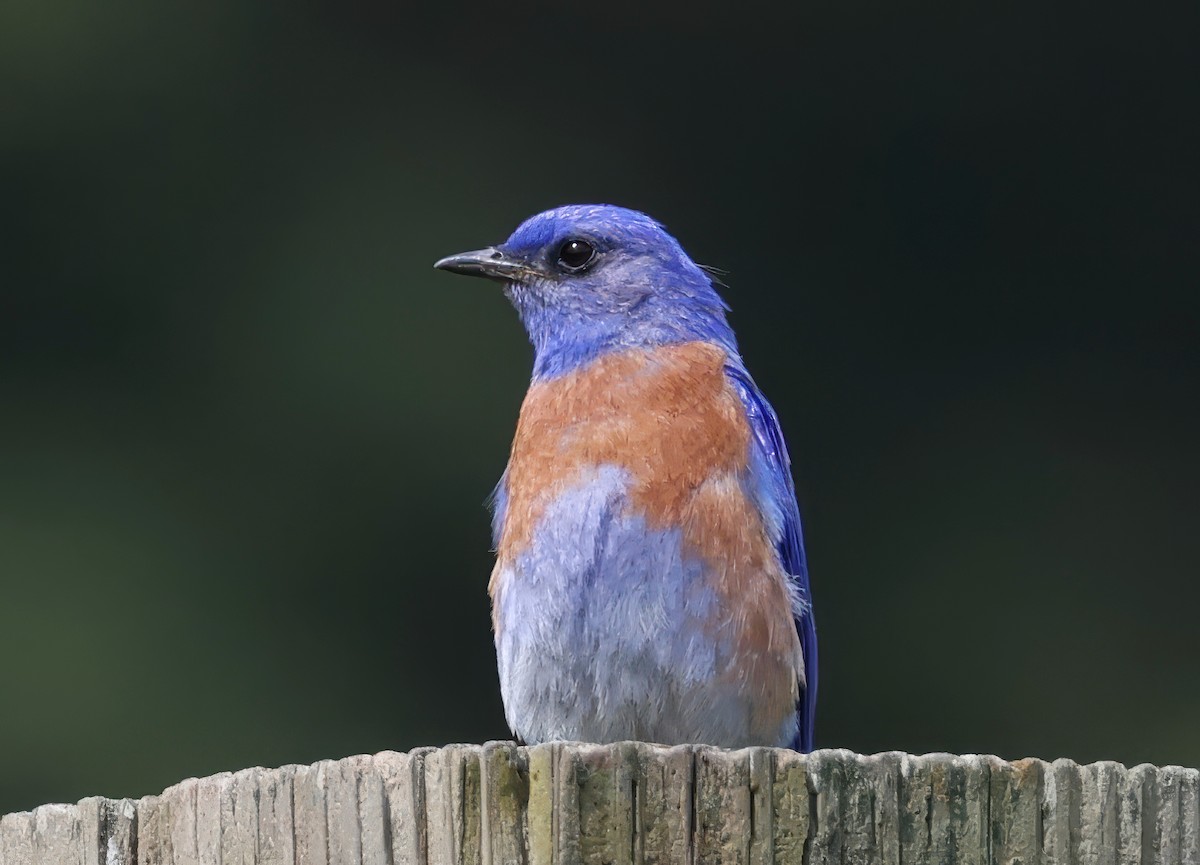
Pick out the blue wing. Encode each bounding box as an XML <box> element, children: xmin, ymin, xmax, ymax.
<box><xmin>726</xmin><ymin>364</ymin><xmax>818</xmax><ymax>752</ymax></box>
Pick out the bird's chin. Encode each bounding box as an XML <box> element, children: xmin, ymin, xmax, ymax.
<box><xmin>503</xmin><ymin>279</ymin><xmax>552</xmax><ymax>308</ymax></box>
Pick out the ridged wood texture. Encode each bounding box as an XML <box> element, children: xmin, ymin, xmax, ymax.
<box><xmin>2</xmin><ymin>745</ymin><xmax>1197</xmax><ymax>864</ymax></box>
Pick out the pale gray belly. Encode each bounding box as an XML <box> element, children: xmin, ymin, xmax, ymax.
<box><xmin>491</xmin><ymin>466</ymin><xmax>798</xmax><ymax>748</ymax></box>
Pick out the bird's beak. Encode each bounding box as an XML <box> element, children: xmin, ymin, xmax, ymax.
<box><xmin>433</xmin><ymin>247</ymin><xmax>530</xmax><ymax>283</ymax></box>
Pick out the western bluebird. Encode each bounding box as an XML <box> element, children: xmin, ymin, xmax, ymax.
<box><xmin>435</xmin><ymin>205</ymin><xmax>817</xmax><ymax>751</ymax></box>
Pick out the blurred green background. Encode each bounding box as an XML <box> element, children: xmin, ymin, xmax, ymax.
<box><xmin>2</xmin><ymin>0</ymin><xmax>1197</xmax><ymax>813</ymax></box>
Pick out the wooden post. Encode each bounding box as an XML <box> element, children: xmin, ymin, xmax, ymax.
<box><xmin>1</xmin><ymin>744</ymin><xmax>1197</xmax><ymax>864</ymax></box>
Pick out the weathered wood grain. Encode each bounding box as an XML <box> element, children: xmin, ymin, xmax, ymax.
<box><xmin>425</xmin><ymin>743</ymin><xmax>483</xmax><ymax>865</ymax></box>
<box><xmin>692</xmin><ymin>745</ymin><xmax>752</xmax><ymax>865</ymax></box>
<box><xmin>294</xmin><ymin>761</ymin><xmax>329</xmax><ymax>865</ymax></box>
<box><xmin>3</xmin><ymin>746</ymin><xmax>1197</xmax><ymax>864</ymax></box>
<box><xmin>987</xmin><ymin>755</ymin><xmax>1043</xmax><ymax>865</ymax></box>
<box><xmin>633</xmin><ymin>743</ymin><xmax>693</xmax><ymax>865</ymax></box>
<box><xmin>257</xmin><ymin>766</ymin><xmax>297</xmax><ymax>865</ymax></box>
<box><xmin>376</xmin><ymin>748</ymin><xmax>432</xmax><ymax>865</ymax></box>
<box><xmin>479</xmin><ymin>741</ymin><xmax>529</xmax><ymax>865</ymax></box>
<box><xmin>0</xmin><ymin>811</ymin><xmax>35</xmax><ymax>865</ymax></box>
<box><xmin>771</xmin><ymin>748</ymin><xmax>809</xmax><ymax>862</ymax></box>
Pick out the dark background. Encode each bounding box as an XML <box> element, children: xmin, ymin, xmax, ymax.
<box><xmin>2</xmin><ymin>0</ymin><xmax>1197</xmax><ymax>813</ymax></box>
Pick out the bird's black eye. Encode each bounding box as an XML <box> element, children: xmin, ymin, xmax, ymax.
<box><xmin>556</xmin><ymin>238</ymin><xmax>597</xmax><ymax>272</ymax></box>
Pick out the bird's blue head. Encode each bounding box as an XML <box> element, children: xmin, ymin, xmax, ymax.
<box><xmin>435</xmin><ymin>204</ymin><xmax>737</xmax><ymax>379</ymax></box>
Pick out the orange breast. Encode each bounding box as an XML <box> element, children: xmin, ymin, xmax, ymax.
<box><xmin>496</xmin><ymin>341</ymin><xmax>750</xmax><ymax>563</ymax></box>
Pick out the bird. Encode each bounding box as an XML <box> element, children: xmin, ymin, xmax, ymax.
<box><xmin>434</xmin><ymin>204</ymin><xmax>816</xmax><ymax>751</ymax></box>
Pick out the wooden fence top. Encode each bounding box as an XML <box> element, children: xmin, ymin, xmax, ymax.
<box><xmin>1</xmin><ymin>743</ymin><xmax>1197</xmax><ymax>864</ymax></box>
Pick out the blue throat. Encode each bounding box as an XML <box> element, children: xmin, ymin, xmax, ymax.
<box><xmin>511</xmin><ymin>278</ymin><xmax>741</xmax><ymax>380</ymax></box>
